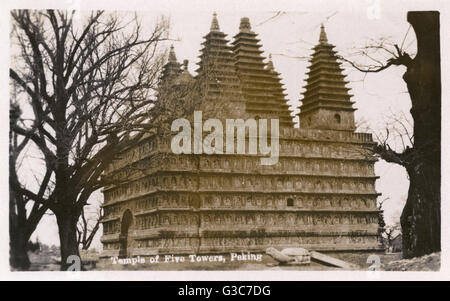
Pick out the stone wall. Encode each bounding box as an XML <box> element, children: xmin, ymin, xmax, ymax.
<box><xmin>100</xmin><ymin>128</ymin><xmax>382</xmax><ymax>257</ymax></box>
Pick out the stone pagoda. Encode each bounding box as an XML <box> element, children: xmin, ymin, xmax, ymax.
<box><xmin>195</xmin><ymin>12</ymin><xmax>247</xmax><ymax>120</ymax></box>
<box><xmin>231</xmin><ymin>17</ymin><xmax>293</xmax><ymax>126</ymax></box>
<box><xmin>100</xmin><ymin>15</ymin><xmax>382</xmax><ymax>259</ymax></box>
<box><xmin>160</xmin><ymin>45</ymin><xmax>182</xmax><ymax>84</ymax></box>
<box><xmin>299</xmin><ymin>24</ymin><xmax>356</xmax><ymax>131</ymax></box>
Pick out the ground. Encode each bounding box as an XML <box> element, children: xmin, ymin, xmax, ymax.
<box><xmin>27</xmin><ymin>248</ymin><xmax>61</xmax><ymax>271</ymax></box>
<box><xmin>381</xmin><ymin>252</ymin><xmax>440</xmax><ymax>271</ymax></box>
<box><xmin>21</xmin><ymin>249</ymin><xmax>440</xmax><ymax>272</ymax></box>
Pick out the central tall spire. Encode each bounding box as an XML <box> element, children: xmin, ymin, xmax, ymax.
<box><xmin>231</xmin><ymin>17</ymin><xmax>294</xmax><ymax>127</ymax></box>
<box><xmin>210</xmin><ymin>12</ymin><xmax>220</xmax><ymax>31</ymax></box>
<box><xmin>319</xmin><ymin>24</ymin><xmax>328</xmax><ymax>44</ymax></box>
<box><xmin>196</xmin><ymin>13</ymin><xmax>245</xmax><ymax>118</ymax></box>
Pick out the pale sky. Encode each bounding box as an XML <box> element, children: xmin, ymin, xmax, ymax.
<box><xmin>5</xmin><ymin>0</ymin><xmax>438</xmax><ymax>250</ymax></box>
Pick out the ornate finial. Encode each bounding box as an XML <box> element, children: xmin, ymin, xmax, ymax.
<box><xmin>239</xmin><ymin>17</ymin><xmax>252</xmax><ymax>32</ymax></box>
<box><xmin>168</xmin><ymin>44</ymin><xmax>177</xmax><ymax>63</ymax></box>
<box><xmin>176</xmin><ymin>59</ymin><xmax>193</xmax><ymax>84</ymax></box>
<box><xmin>210</xmin><ymin>12</ymin><xmax>220</xmax><ymax>31</ymax></box>
<box><xmin>267</xmin><ymin>54</ymin><xmax>274</xmax><ymax>71</ymax></box>
<box><xmin>319</xmin><ymin>23</ymin><xmax>328</xmax><ymax>44</ymax></box>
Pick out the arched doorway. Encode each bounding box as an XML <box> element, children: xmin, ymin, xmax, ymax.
<box><xmin>118</xmin><ymin>209</ymin><xmax>133</xmax><ymax>258</ymax></box>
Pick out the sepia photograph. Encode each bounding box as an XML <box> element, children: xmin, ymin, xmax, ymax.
<box><xmin>1</xmin><ymin>0</ymin><xmax>446</xmax><ymax>281</ymax></box>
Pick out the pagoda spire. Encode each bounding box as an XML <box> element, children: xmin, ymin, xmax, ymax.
<box><xmin>298</xmin><ymin>25</ymin><xmax>356</xmax><ymax>131</ymax></box>
<box><xmin>173</xmin><ymin>59</ymin><xmax>194</xmax><ymax>86</ymax></box>
<box><xmin>158</xmin><ymin>45</ymin><xmax>182</xmax><ymax>90</ymax></box>
<box><xmin>210</xmin><ymin>12</ymin><xmax>220</xmax><ymax>32</ymax></box>
<box><xmin>195</xmin><ymin>12</ymin><xmax>245</xmax><ymax>118</ymax></box>
<box><xmin>231</xmin><ymin>17</ymin><xmax>293</xmax><ymax>127</ymax></box>
<box><xmin>319</xmin><ymin>23</ymin><xmax>328</xmax><ymax>44</ymax></box>
<box><xmin>267</xmin><ymin>54</ymin><xmax>274</xmax><ymax>71</ymax></box>
<box><xmin>182</xmin><ymin>59</ymin><xmax>189</xmax><ymax>71</ymax></box>
<box><xmin>239</xmin><ymin>16</ymin><xmax>252</xmax><ymax>33</ymax></box>
<box><xmin>168</xmin><ymin>44</ymin><xmax>177</xmax><ymax>63</ymax></box>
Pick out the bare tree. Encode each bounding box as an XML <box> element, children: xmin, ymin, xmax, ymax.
<box><xmin>376</xmin><ymin>197</ymin><xmax>401</xmax><ymax>251</ymax></box>
<box><xmin>9</xmin><ymin>10</ymin><xmax>171</xmax><ymax>270</ymax></box>
<box><xmin>383</xmin><ymin>223</ymin><xmax>402</xmax><ymax>251</ymax></box>
<box><xmin>77</xmin><ymin>206</ymin><xmax>103</xmax><ymax>250</ymax></box>
<box><xmin>339</xmin><ymin>11</ymin><xmax>441</xmax><ymax>258</ymax></box>
<box><xmin>9</xmin><ymin>101</ymin><xmax>48</xmax><ymax>270</ymax></box>
<box><xmin>376</xmin><ymin>197</ymin><xmax>388</xmax><ymax>246</ymax></box>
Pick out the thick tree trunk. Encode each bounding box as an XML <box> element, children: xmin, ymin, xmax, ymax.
<box><xmin>400</xmin><ymin>11</ymin><xmax>441</xmax><ymax>258</ymax></box>
<box><xmin>9</xmin><ymin>178</ymin><xmax>30</xmax><ymax>270</ymax></box>
<box><xmin>9</xmin><ymin>224</ymin><xmax>30</xmax><ymax>270</ymax></box>
<box><xmin>401</xmin><ymin>163</ymin><xmax>440</xmax><ymax>258</ymax></box>
<box><xmin>56</xmin><ymin>211</ymin><xmax>82</xmax><ymax>271</ymax></box>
